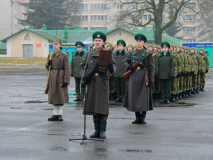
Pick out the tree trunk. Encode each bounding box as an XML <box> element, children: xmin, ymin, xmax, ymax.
<box><xmin>155</xmin><ymin>25</ymin><xmax>163</xmax><ymax>45</ymax></box>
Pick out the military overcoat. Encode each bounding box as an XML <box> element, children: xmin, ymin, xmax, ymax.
<box><xmin>78</xmin><ymin>48</ymin><xmax>117</xmax><ymax>115</ymax></box>
<box><xmin>122</xmin><ymin>48</ymin><xmax>154</xmax><ymax>112</ymax></box>
<box><xmin>45</xmin><ymin>50</ymin><xmax>71</xmax><ymax>104</ymax></box>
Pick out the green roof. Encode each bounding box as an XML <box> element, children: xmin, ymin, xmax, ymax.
<box><xmin>1</xmin><ymin>27</ymin><xmax>182</xmax><ymax>45</ymax></box>
<box><xmin>0</xmin><ymin>43</ymin><xmax>6</xmax><ymax>50</ymax></box>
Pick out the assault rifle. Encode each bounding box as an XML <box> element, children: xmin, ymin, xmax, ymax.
<box><xmin>81</xmin><ymin>62</ymin><xmax>106</xmax><ymax>87</ymax></box>
<box><xmin>123</xmin><ymin>53</ymin><xmax>152</xmax><ymax>78</ymax></box>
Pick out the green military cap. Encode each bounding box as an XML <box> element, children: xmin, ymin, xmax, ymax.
<box><xmin>53</xmin><ymin>36</ymin><xmax>62</xmax><ymax>44</ymax></box>
<box><xmin>117</xmin><ymin>39</ymin><xmax>126</xmax><ymax>47</ymax></box>
<box><xmin>93</xmin><ymin>31</ymin><xmax>107</xmax><ymax>42</ymax></box>
<box><xmin>147</xmin><ymin>44</ymin><xmax>153</xmax><ymax>48</ymax></box>
<box><xmin>143</xmin><ymin>46</ymin><xmax>147</xmax><ymax>50</ymax></box>
<box><xmin>135</xmin><ymin>34</ymin><xmax>147</xmax><ymax>42</ymax></box>
<box><xmin>161</xmin><ymin>42</ymin><xmax>170</xmax><ymax>48</ymax></box>
<box><xmin>75</xmin><ymin>41</ymin><xmax>84</xmax><ymax>47</ymax></box>
<box><xmin>128</xmin><ymin>44</ymin><xmax>133</xmax><ymax>48</ymax></box>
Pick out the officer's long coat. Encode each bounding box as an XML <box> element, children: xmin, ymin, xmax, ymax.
<box><xmin>78</xmin><ymin>48</ymin><xmax>117</xmax><ymax>115</ymax></box>
<box><xmin>45</xmin><ymin>50</ymin><xmax>71</xmax><ymax>104</ymax></box>
<box><xmin>122</xmin><ymin>48</ymin><xmax>154</xmax><ymax>112</ymax></box>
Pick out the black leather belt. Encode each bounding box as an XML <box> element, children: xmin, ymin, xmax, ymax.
<box><xmin>51</xmin><ymin>67</ymin><xmax>62</xmax><ymax>70</ymax></box>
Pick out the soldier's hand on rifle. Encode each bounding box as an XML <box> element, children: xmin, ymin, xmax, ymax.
<box><xmin>61</xmin><ymin>83</ymin><xmax>68</xmax><ymax>88</ymax></box>
<box><xmin>47</xmin><ymin>60</ymin><xmax>52</xmax><ymax>66</ymax></box>
<box><xmin>128</xmin><ymin>66</ymin><xmax>136</xmax><ymax>72</ymax></box>
<box><xmin>108</xmin><ymin>63</ymin><xmax>113</xmax><ymax>74</ymax></box>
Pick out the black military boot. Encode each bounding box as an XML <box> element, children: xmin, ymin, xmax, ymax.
<box><xmin>90</xmin><ymin>120</ymin><xmax>100</xmax><ymax>138</ymax></box>
<box><xmin>185</xmin><ymin>90</ymin><xmax>188</xmax><ymax>97</ymax></box>
<box><xmin>100</xmin><ymin>121</ymin><xmax>107</xmax><ymax>139</ymax></box>
<box><xmin>175</xmin><ymin>94</ymin><xmax>179</xmax><ymax>100</ymax></box>
<box><xmin>192</xmin><ymin>88</ymin><xmax>196</xmax><ymax>94</ymax></box>
<box><xmin>165</xmin><ymin>99</ymin><xmax>170</xmax><ymax>104</ymax></box>
<box><xmin>182</xmin><ymin>91</ymin><xmax>186</xmax><ymax>98</ymax></box>
<box><xmin>141</xmin><ymin>111</ymin><xmax>147</xmax><ymax>124</ymax></box>
<box><xmin>57</xmin><ymin>115</ymin><xmax>63</xmax><ymax>121</ymax></box>
<box><xmin>171</xmin><ymin>94</ymin><xmax>176</xmax><ymax>102</ymax></box>
<box><xmin>188</xmin><ymin>90</ymin><xmax>191</xmax><ymax>96</ymax></box>
<box><xmin>132</xmin><ymin>112</ymin><xmax>141</xmax><ymax>124</ymax></box>
<box><xmin>154</xmin><ymin>93</ymin><xmax>159</xmax><ymax>100</ymax></box>
<box><xmin>48</xmin><ymin>115</ymin><xmax>58</xmax><ymax>121</ymax></box>
<box><xmin>115</xmin><ymin>98</ymin><xmax>121</xmax><ymax>102</ymax></box>
<box><xmin>200</xmin><ymin>85</ymin><xmax>204</xmax><ymax>91</ymax></box>
<box><xmin>160</xmin><ymin>99</ymin><xmax>166</xmax><ymax>104</ymax></box>
<box><xmin>120</xmin><ymin>98</ymin><xmax>124</xmax><ymax>103</ymax></box>
<box><xmin>196</xmin><ymin>87</ymin><xmax>199</xmax><ymax>93</ymax></box>
<box><xmin>179</xmin><ymin>93</ymin><xmax>182</xmax><ymax>99</ymax></box>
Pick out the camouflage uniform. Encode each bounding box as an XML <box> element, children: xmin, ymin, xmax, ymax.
<box><xmin>191</xmin><ymin>48</ymin><xmax>198</xmax><ymax>94</ymax></box>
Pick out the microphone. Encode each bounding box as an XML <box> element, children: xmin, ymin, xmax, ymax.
<box><xmin>90</xmin><ymin>43</ymin><xmax>94</xmax><ymax>48</ymax></box>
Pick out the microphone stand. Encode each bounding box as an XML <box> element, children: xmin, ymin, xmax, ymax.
<box><xmin>69</xmin><ymin>45</ymin><xmax>104</xmax><ymax>145</ymax></box>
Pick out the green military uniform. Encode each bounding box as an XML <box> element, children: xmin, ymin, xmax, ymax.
<box><xmin>199</xmin><ymin>48</ymin><xmax>209</xmax><ymax>91</ymax></box>
<box><xmin>114</xmin><ymin>39</ymin><xmax>128</xmax><ymax>102</ymax></box>
<box><xmin>71</xmin><ymin>41</ymin><xmax>85</xmax><ymax>101</ymax></box>
<box><xmin>191</xmin><ymin>48</ymin><xmax>198</xmax><ymax>94</ymax></box>
<box><xmin>156</xmin><ymin>42</ymin><xmax>175</xmax><ymax>104</ymax></box>
<box><xmin>186</xmin><ymin>48</ymin><xmax>192</xmax><ymax>96</ymax></box>
<box><xmin>197</xmin><ymin>51</ymin><xmax>203</xmax><ymax>91</ymax></box>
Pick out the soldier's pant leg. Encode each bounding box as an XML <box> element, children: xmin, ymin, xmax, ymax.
<box><xmin>183</xmin><ymin>76</ymin><xmax>187</xmax><ymax>91</ymax></box>
<box><xmin>75</xmin><ymin>77</ymin><xmax>81</xmax><ymax>99</ymax></box>
<box><xmin>151</xmin><ymin>78</ymin><xmax>155</xmax><ymax>94</ymax></box>
<box><xmin>192</xmin><ymin>74</ymin><xmax>197</xmax><ymax>88</ymax></box>
<box><xmin>109</xmin><ymin>76</ymin><xmax>116</xmax><ymax>94</ymax></box>
<box><xmin>93</xmin><ymin>114</ymin><xmax>108</xmax><ymax>122</ymax></box>
<box><xmin>160</xmin><ymin>79</ymin><xmax>171</xmax><ymax>99</ymax></box>
<box><xmin>201</xmin><ymin>73</ymin><xmax>206</xmax><ymax>85</ymax></box>
<box><xmin>171</xmin><ymin>77</ymin><xmax>177</xmax><ymax>95</ymax></box>
<box><xmin>53</xmin><ymin>104</ymin><xmax>63</xmax><ymax>115</ymax></box>
<box><xmin>179</xmin><ymin>76</ymin><xmax>184</xmax><ymax>93</ymax></box>
<box><xmin>197</xmin><ymin>74</ymin><xmax>201</xmax><ymax>87</ymax></box>
<box><xmin>80</xmin><ymin>84</ymin><xmax>85</xmax><ymax>100</ymax></box>
<box><xmin>155</xmin><ymin>78</ymin><xmax>161</xmax><ymax>94</ymax></box>
<box><xmin>115</xmin><ymin>78</ymin><xmax>121</xmax><ymax>99</ymax></box>
<box><xmin>120</xmin><ymin>78</ymin><xmax>126</xmax><ymax>99</ymax></box>
<box><xmin>189</xmin><ymin>76</ymin><xmax>193</xmax><ymax>90</ymax></box>
<box><xmin>176</xmin><ymin>78</ymin><xmax>179</xmax><ymax>94</ymax></box>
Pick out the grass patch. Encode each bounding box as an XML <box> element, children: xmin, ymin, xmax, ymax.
<box><xmin>0</xmin><ymin>58</ymin><xmax>47</xmax><ymax>65</ymax></box>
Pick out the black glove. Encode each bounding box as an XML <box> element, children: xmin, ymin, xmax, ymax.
<box><xmin>128</xmin><ymin>66</ymin><xmax>136</xmax><ymax>72</ymax></box>
<box><xmin>148</xmin><ymin>81</ymin><xmax>153</xmax><ymax>87</ymax></box>
<box><xmin>47</xmin><ymin>60</ymin><xmax>52</xmax><ymax>66</ymax></box>
<box><xmin>170</xmin><ymin>76</ymin><xmax>174</xmax><ymax>79</ymax></box>
<box><xmin>206</xmin><ymin>70</ymin><xmax>208</xmax><ymax>73</ymax></box>
<box><xmin>108</xmin><ymin>63</ymin><xmax>113</xmax><ymax>74</ymax></box>
<box><xmin>61</xmin><ymin>83</ymin><xmax>68</xmax><ymax>88</ymax></box>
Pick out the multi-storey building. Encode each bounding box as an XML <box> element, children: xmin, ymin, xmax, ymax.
<box><xmin>0</xmin><ymin>0</ymin><xmax>11</xmax><ymax>41</ymax></box>
<box><xmin>11</xmin><ymin>0</ymin><xmax>29</xmax><ymax>34</ymax></box>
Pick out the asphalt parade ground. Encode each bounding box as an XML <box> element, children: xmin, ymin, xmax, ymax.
<box><xmin>0</xmin><ymin>67</ymin><xmax>213</xmax><ymax>160</ymax></box>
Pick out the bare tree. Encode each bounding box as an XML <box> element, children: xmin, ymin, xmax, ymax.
<box><xmin>106</xmin><ymin>0</ymin><xmax>196</xmax><ymax>44</ymax></box>
<box><xmin>197</xmin><ymin>0</ymin><xmax>213</xmax><ymax>41</ymax></box>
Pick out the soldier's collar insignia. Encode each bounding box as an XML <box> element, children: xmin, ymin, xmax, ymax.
<box><xmin>132</xmin><ymin>53</ymin><xmax>136</xmax><ymax>55</ymax></box>
<box><xmin>142</xmin><ymin>54</ymin><xmax>145</xmax><ymax>57</ymax></box>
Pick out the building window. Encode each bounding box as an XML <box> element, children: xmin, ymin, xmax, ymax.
<box><xmin>184</xmin><ymin>39</ymin><xmax>196</xmax><ymax>42</ymax></box>
<box><xmin>15</xmin><ymin>5</ymin><xmax>17</xmax><ymax>10</ymax></box>
<box><xmin>77</xmin><ymin>3</ymin><xmax>88</xmax><ymax>10</ymax></box>
<box><xmin>90</xmin><ymin>15</ymin><xmax>107</xmax><ymax>21</ymax></box>
<box><xmin>144</xmin><ymin>14</ymin><xmax>151</xmax><ymax>21</ymax></box>
<box><xmin>90</xmin><ymin>27</ymin><xmax>107</xmax><ymax>30</ymax></box>
<box><xmin>132</xmin><ymin>3</ymin><xmax>137</xmax><ymax>9</ymax></box>
<box><xmin>182</xmin><ymin>13</ymin><xmax>196</xmax><ymax>21</ymax></box>
<box><xmin>117</xmin><ymin>4</ymin><xmax>123</xmax><ymax>10</ymax></box>
<box><xmin>185</xmin><ymin>3</ymin><xmax>196</xmax><ymax>9</ymax></box>
<box><xmin>15</xmin><ymin>14</ymin><xmax>17</xmax><ymax>19</ymax></box>
<box><xmin>77</xmin><ymin>15</ymin><xmax>88</xmax><ymax>21</ymax></box>
<box><xmin>80</xmin><ymin>27</ymin><xmax>88</xmax><ymax>30</ymax></box>
<box><xmin>183</xmin><ymin>27</ymin><xmax>196</xmax><ymax>33</ymax></box>
<box><xmin>90</xmin><ymin>3</ymin><xmax>105</xmax><ymax>10</ymax></box>
<box><xmin>15</xmin><ymin>24</ymin><xmax>17</xmax><ymax>30</ymax></box>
